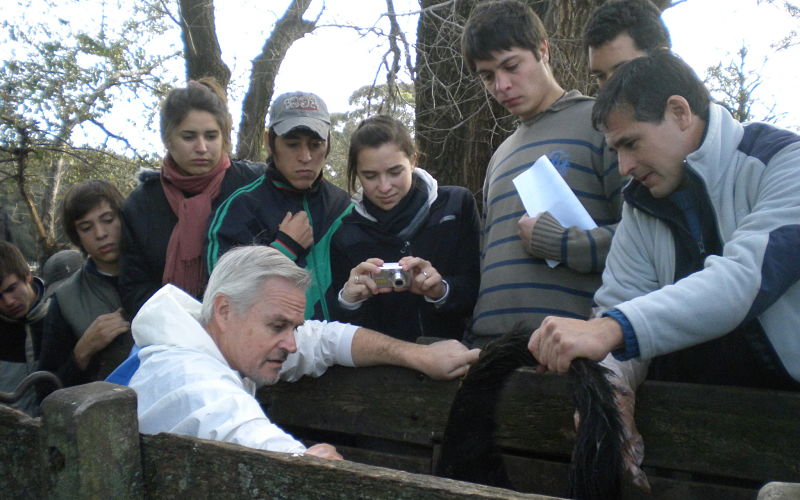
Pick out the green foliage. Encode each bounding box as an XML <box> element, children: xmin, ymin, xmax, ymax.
<box><xmin>1</xmin><ymin>0</ymin><xmax>177</xmax><ymax>150</ymax></box>
<box><xmin>0</xmin><ymin>0</ymin><xmax>177</xmax><ymax>260</ymax></box>
<box><xmin>0</xmin><ymin>147</ymin><xmax>154</xmax><ymax>260</ymax></box>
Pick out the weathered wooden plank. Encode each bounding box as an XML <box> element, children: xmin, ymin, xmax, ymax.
<box><xmin>41</xmin><ymin>382</ymin><xmax>144</xmax><ymax>499</ymax></box>
<box><xmin>758</xmin><ymin>481</ymin><xmax>800</xmax><ymax>499</ymax></box>
<box><xmin>501</xmin><ymin>453</ymin><xmax>759</xmax><ymax>500</ymax></box>
<box><xmin>280</xmin><ymin>424</ymin><xmax>436</xmax><ymax>474</ymax></box>
<box><xmin>636</xmin><ymin>381</ymin><xmax>800</xmax><ymax>482</ymax></box>
<box><xmin>502</xmin><ymin>454</ymin><xmax>570</xmax><ymax>497</ymax></box>
<box><xmin>140</xmin><ymin>433</ymin><xmax>561</xmax><ymax>499</ymax></box>
<box><xmin>632</xmin><ymin>475</ymin><xmax>757</xmax><ymax>500</ymax></box>
<box><xmin>490</xmin><ymin>368</ymin><xmax>800</xmax><ymax>482</ymax></box>
<box><xmin>493</xmin><ymin>369</ymin><xmax>575</xmax><ymax>456</ymax></box>
<box><xmin>334</xmin><ymin>443</ymin><xmax>433</xmax><ymax>474</ymax></box>
<box><xmin>260</xmin><ymin>365</ymin><xmax>800</xmax><ymax>486</ymax></box>
<box><xmin>291</xmin><ymin>425</ymin><xmax>763</xmax><ymax>500</ymax></box>
<box><xmin>261</xmin><ymin>365</ymin><xmax>458</xmax><ymax>446</ymax></box>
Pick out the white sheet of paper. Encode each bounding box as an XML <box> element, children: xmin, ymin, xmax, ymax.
<box><xmin>512</xmin><ymin>155</ymin><xmax>597</xmax><ymax>267</ymax></box>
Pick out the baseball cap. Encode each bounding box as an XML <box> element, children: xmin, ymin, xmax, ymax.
<box><xmin>268</xmin><ymin>91</ymin><xmax>330</xmax><ymax>139</ymax></box>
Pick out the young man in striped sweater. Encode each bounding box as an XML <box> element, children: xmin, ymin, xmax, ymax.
<box><xmin>461</xmin><ymin>0</ymin><xmax>623</xmax><ymax>347</ymax></box>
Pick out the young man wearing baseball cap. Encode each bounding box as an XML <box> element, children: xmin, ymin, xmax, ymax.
<box><xmin>206</xmin><ymin>92</ymin><xmax>351</xmax><ymax>320</ymax></box>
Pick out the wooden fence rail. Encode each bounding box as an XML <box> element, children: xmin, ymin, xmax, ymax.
<box><xmin>0</xmin><ymin>381</ymin><xmax>550</xmax><ymax>499</ymax></box>
<box><xmin>1</xmin><ymin>367</ymin><xmax>799</xmax><ymax>499</ymax></box>
<box><xmin>261</xmin><ymin>365</ymin><xmax>800</xmax><ymax>499</ymax></box>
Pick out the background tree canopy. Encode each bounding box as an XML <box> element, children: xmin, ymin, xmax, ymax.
<box><xmin>1</xmin><ymin>0</ymin><xmax>796</xmax><ymax>263</ymax></box>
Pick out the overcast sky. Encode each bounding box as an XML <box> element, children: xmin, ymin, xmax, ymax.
<box><xmin>251</xmin><ymin>0</ymin><xmax>799</xmax><ymax>130</ymax></box>
<box><xmin>4</xmin><ymin>0</ymin><xmax>798</xmax><ymax>155</ymax></box>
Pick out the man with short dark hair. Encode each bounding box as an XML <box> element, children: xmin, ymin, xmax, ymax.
<box><xmin>0</xmin><ymin>241</ymin><xmax>47</xmax><ymax>414</ymax></box>
<box><xmin>108</xmin><ymin>245</ymin><xmax>480</xmax><ymax>459</ymax></box>
<box><xmin>460</xmin><ymin>0</ymin><xmax>623</xmax><ymax>347</ymax></box>
<box><xmin>530</xmin><ymin>51</ymin><xmax>800</xmax><ymax>391</ymax></box>
<box><xmin>584</xmin><ymin>0</ymin><xmax>671</xmax><ymax>87</ymax></box>
<box><xmin>38</xmin><ymin>180</ymin><xmax>131</xmax><ymax>392</ymax></box>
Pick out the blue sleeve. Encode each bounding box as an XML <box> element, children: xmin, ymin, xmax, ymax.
<box><xmin>603</xmin><ymin>308</ymin><xmax>641</xmax><ymax>361</ymax></box>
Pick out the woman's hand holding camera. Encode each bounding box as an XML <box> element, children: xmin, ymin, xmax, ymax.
<box><xmin>399</xmin><ymin>256</ymin><xmax>446</xmax><ymax>301</ymax></box>
<box><xmin>341</xmin><ymin>258</ymin><xmax>388</xmax><ymax>303</ymax></box>
<box><xmin>341</xmin><ymin>256</ymin><xmax>446</xmax><ymax>304</ymax></box>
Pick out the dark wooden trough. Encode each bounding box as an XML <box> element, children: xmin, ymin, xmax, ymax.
<box><xmin>261</xmin><ymin>365</ymin><xmax>800</xmax><ymax>499</ymax></box>
<box><xmin>1</xmin><ymin>365</ymin><xmax>798</xmax><ymax>499</ymax></box>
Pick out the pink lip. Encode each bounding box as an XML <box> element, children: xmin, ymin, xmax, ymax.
<box><xmin>98</xmin><ymin>244</ymin><xmax>116</xmax><ymax>253</ymax></box>
<box><xmin>637</xmin><ymin>173</ymin><xmax>653</xmax><ymax>186</ymax></box>
<box><xmin>502</xmin><ymin>97</ymin><xmax>521</xmax><ymax>107</ymax></box>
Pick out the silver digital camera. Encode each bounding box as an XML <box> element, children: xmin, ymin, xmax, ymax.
<box><xmin>371</xmin><ymin>262</ymin><xmax>411</xmax><ymax>289</ymax></box>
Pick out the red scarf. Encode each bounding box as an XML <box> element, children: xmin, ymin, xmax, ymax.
<box><xmin>160</xmin><ymin>153</ymin><xmax>231</xmax><ymax>297</ymax></box>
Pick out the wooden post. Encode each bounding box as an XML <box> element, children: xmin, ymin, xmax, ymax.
<box><xmin>41</xmin><ymin>381</ymin><xmax>143</xmax><ymax>500</ymax></box>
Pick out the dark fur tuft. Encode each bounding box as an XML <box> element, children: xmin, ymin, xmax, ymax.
<box><xmin>568</xmin><ymin>358</ymin><xmax>624</xmax><ymax>499</ymax></box>
<box><xmin>435</xmin><ymin>327</ymin><xmax>533</xmax><ymax>486</ymax></box>
<box><xmin>436</xmin><ymin>326</ymin><xmax>623</xmax><ymax>499</ymax></box>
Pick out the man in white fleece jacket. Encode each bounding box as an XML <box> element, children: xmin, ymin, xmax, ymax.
<box><xmin>107</xmin><ymin>245</ymin><xmax>479</xmax><ymax>460</ymax></box>
<box><xmin>530</xmin><ymin>51</ymin><xmax>800</xmax><ymax>390</ymax></box>
<box><xmin>528</xmin><ymin>49</ymin><xmax>800</xmax><ymax>492</ymax></box>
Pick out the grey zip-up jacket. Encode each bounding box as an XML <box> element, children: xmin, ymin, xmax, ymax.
<box><xmin>596</xmin><ymin>103</ymin><xmax>800</xmax><ymax>383</ymax></box>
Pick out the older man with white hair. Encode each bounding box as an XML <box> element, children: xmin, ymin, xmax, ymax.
<box><xmin>108</xmin><ymin>245</ymin><xmax>479</xmax><ymax>459</ymax></box>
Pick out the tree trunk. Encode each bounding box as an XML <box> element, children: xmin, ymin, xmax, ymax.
<box><xmin>415</xmin><ymin>0</ymin><xmax>515</xmax><ymax>199</ymax></box>
<box><xmin>41</xmin><ymin>156</ymin><xmax>65</xmax><ymax>247</ymax></box>
<box><xmin>178</xmin><ymin>0</ymin><xmax>231</xmax><ymax>88</ymax></box>
<box><xmin>12</xmin><ymin>127</ymin><xmax>57</xmax><ymax>260</ymax></box>
<box><xmin>235</xmin><ymin>0</ymin><xmax>316</xmax><ymax>161</ymax></box>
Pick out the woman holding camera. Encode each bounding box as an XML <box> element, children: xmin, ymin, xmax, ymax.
<box><xmin>330</xmin><ymin>115</ymin><xmax>480</xmax><ymax>342</ymax></box>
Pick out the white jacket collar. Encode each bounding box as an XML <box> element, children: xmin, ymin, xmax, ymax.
<box><xmin>131</xmin><ymin>284</ymin><xmax>226</xmax><ymax>365</ymax></box>
<box><xmin>685</xmin><ymin>103</ymin><xmax>744</xmax><ymax>192</ymax></box>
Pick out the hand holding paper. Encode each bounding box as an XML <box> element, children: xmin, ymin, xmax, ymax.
<box><xmin>513</xmin><ymin>155</ymin><xmax>597</xmax><ymax>267</ymax></box>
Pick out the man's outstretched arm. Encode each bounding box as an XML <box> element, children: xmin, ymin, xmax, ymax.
<box><xmin>351</xmin><ymin>328</ymin><xmax>480</xmax><ymax>381</ymax></box>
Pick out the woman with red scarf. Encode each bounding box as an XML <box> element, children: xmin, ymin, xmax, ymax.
<box><xmin>119</xmin><ymin>78</ymin><xmax>264</xmax><ymax>317</ymax></box>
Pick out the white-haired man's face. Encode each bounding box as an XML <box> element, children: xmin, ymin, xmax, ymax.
<box><xmin>213</xmin><ymin>277</ymin><xmax>305</xmax><ymax>386</ymax></box>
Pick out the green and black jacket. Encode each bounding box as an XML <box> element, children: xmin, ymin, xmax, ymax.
<box><xmin>206</xmin><ymin>163</ymin><xmax>351</xmax><ymax>320</ymax></box>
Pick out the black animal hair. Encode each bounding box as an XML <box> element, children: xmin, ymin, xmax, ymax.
<box><xmin>436</xmin><ymin>326</ymin><xmax>624</xmax><ymax>499</ymax></box>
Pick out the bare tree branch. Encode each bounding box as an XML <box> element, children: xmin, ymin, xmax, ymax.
<box><xmin>178</xmin><ymin>0</ymin><xmax>232</xmax><ymax>86</ymax></box>
<box><xmin>236</xmin><ymin>0</ymin><xmax>317</xmax><ymax>160</ymax></box>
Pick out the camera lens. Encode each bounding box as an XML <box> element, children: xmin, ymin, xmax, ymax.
<box><xmin>391</xmin><ymin>269</ymin><xmax>406</xmax><ymax>287</ymax></box>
